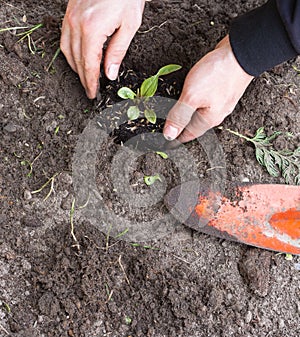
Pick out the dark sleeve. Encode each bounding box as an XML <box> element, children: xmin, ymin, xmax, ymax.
<box><xmin>229</xmin><ymin>0</ymin><xmax>300</xmax><ymax>76</ymax></box>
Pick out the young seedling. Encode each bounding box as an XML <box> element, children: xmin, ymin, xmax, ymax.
<box><xmin>117</xmin><ymin>64</ymin><xmax>182</xmax><ymax>123</ymax></box>
<box><xmin>130</xmin><ymin>243</ymin><xmax>160</xmax><ymax>250</ymax></box>
<box><xmin>144</xmin><ymin>174</ymin><xmax>162</xmax><ymax>186</ymax></box>
<box><xmin>156</xmin><ymin>151</ymin><xmax>168</xmax><ymax>159</ymax></box>
<box><xmin>223</xmin><ymin>127</ymin><xmax>300</xmax><ymax>185</ymax></box>
<box><xmin>14</xmin><ymin>151</ymin><xmax>42</xmax><ymax>177</ymax></box>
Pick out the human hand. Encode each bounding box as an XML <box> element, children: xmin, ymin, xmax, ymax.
<box><xmin>60</xmin><ymin>0</ymin><xmax>145</xmax><ymax>99</ymax></box>
<box><xmin>163</xmin><ymin>35</ymin><xmax>254</xmax><ymax>143</ymax></box>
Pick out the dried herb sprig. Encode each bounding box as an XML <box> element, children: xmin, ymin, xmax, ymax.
<box><xmin>224</xmin><ymin>127</ymin><xmax>300</xmax><ymax>185</ymax></box>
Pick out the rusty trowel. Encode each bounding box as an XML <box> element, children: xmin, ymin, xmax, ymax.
<box><xmin>164</xmin><ymin>181</ymin><xmax>300</xmax><ymax>254</ymax></box>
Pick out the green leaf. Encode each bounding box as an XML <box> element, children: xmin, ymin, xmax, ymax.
<box><xmin>264</xmin><ymin>151</ymin><xmax>280</xmax><ymax>177</ymax></box>
<box><xmin>117</xmin><ymin>87</ymin><xmax>136</xmax><ymax>99</ymax></box>
<box><xmin>144</xmin><ymin>109</ymin><xmax>157</xmax><ymax>124</ymax></box>
<box><xmin>127</xmin><ymin>106</ymin><xmax>140</xmax><ymax>120</ymax></box>
<box><xmin>156</xmin><ymin>64</ymin><xmax>182</xmax><ymax>76</ymax></box>
<box><xmin>294</xmin><ymin>173</ymin><xmax>300</xmax><ymax>185</ymax></box>
<box><xmin>266</xmin><ymin>131</ymin><xmax>282</xmax><ymax>143</ymax></box>
<box><xmin>140</xmin><ymin>75</ymin><xmax>159</xmax><ymax>97</ymax></box>
<box><xmin>255</xmin><ymin>147</ymin><xmax>265</xmax><ymax>166</ymax></box>
<box><xmin>156</xmin><ymin>151</ymin><xmax>168</xmax><ymax>159</ymax></box>
<box><xmin>294</xmin><ymin>147</ymin><xmax>300</xmax><ymax>156</ymax></box>
<box><xmin>253</xmin><ymin>127</ymin><xmax>266</xmax><ymax>142</ymax></box>
<box><xmin>144</xmin><ymin>174</ymin><xmax>161</xmax><ymax>186</ymax></box>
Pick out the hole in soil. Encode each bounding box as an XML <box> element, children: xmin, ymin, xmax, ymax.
<box><xmin>110</xmin><ymin>117</ymin><xmax>166</xmax><ymax>150</ymax></box>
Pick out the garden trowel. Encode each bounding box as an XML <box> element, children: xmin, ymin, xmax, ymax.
<box><xmin>164</xmin><ymin>181</ymin><xmax>300</xmax><ymax>254</ymax></box>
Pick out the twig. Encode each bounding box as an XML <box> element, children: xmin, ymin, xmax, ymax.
<box><xmin>138</xmin><ymin>20</ymin><xmax>168</xmax><ymax>34</ymax></box>
<box><xmin>172</xmin><ymin>254</ymin><xmax>191</xmax><ymax>264</ymax></box>
<box><xmin>70</xmin><ymin>198</ymin><xmax>80</xmax><ymax>251</ymax></box>
<box><xmin>105</xmin><ymin>283</ymin><xmax>114</xmax><ymax>303</ymax></box>
<box><xmin>105</xmin><ymin>224</ymin><xmax>112</xmax><ymax>252</ymax></box>
<box><xmin>0</xmin><ymin>323</ymin><xmax>10</xmax><ymax>335</ymax></box>
<box><xmin>118</xmin><ymin>255</ymin><xmax>130</xmax><ymax>285</ymax></box>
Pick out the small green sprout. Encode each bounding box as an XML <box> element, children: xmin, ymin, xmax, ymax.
<box><xmin>2</xmin><ymin>302</ymin><xmax>11</xmax><ymax>313</ymax></box>
<box><xmin>115</xmin><ymin>228</ymin><xmax>129</xmax><ymax>239</ymax></box>
<box><xmin>285</xmin><ymin>253</ymin><xmax>293</xmax><ymax>261</ymax></box>
<box><xmin>292</xmin><ymin>65</ymin><xmax>300</xmax><ymax>74</ymax></box>
<box><xmin>130</xmin><ymin>243</ymin><xmax>160</xmax><ymax>250</ymax></box>
<box><xmin>144</xmin><ymin>174</ymin><xmax>161</xmax><ymax>186</ymax></box>
<box><xmin>117</xmin><ymin>64</ymin><xmax>182</xmax><ymax>123</ymax></box>
<box><xmin>125</xmin><ymin>316</ymin><xmax>132</xmax><ymax>325</ymax></box>
<box><xmin>156</xmin><ymin>151</ymin><xmax>168</xmax><ymax>159</ymax></box>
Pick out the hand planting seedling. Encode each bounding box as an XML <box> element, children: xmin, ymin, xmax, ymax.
<box><xmin>117</xmin><ymin>64</ymin><xmax>182</xmax><ymax>123</ymax></box>
<box><xmin>223</xmin><ymin>126</ymin><xmax>300</xmax><ymax>185</ymax></box>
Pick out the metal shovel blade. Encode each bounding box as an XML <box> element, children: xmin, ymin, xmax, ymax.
<box><xmin>165</xmin><ymin>182</ymin><xmax>300</xmax><ymax>254</ymax></box>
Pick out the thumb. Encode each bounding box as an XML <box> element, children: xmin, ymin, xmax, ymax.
<box><xmin>163</xmin><ymin>100</ymin><xmax>196</xmax><ymax>141</ymax></box>
<box><xmin>104</xmin><ymin>25</ymin><xmax>138</xmax><ymax>80</ymax></box>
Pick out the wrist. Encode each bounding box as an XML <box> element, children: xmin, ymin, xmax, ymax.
<box><xmin>216</xmin><ymin>35</ymin><xmax>254</xmax><ymax>82</ymax></box>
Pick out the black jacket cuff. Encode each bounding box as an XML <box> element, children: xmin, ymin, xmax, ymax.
<box><xmin>229</xmin><ymin>0</ymin><xmax>298</xmax><ymax>76</ymax></box>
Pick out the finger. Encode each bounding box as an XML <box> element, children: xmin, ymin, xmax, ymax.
<box><xmin>71</xmin><ymin>30</ymin><xmax>88</xmax><ymax>92</ymax></box>
<box><xmin>177</xmin><ymin>109</ymin><xmax>214</xmax><ymax>143</ymax></box>
<box><xmin>80</xmin><ymin>26</ymin><xmax>107</xmax><ymax>99</ymax></box>
<box><xmin>104</xmin><ymin>22</ymin><xmax>140</xmax><ymax>80</ymax></box>
<box><xmin>60</xmin><ymin>21</ymin><xmax>77</xmax><ymax>73</ymax></box>
<box><xmin>163</xmin><ymin>100</ymin><xmax>196</xmax><ymax>141</ymax></box>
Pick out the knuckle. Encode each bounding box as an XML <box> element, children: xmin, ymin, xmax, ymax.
<box><xmin>66</xmin><ymin>9</ymin><xmax>79</xmax><ymax>29</ymax></box>
<box><xmin>197</xmin><ymin>110</ymin><xmax>220</xmax><ymax>128</ymax></box>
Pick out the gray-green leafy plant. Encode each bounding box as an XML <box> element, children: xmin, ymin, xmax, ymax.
<box><xmin>117</xmin><ymin>64</ymin><xmax>182</xmax><ymax>124</ymax></box>
<box><xmin>225</xmin><ymin>127</ymin><xmax>300</xmax><ymax>185</ymax></box>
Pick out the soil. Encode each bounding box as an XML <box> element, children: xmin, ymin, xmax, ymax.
<box><xmin>1</xmin><ymin>1</ymin><xmax>300</xmax><ymax>337</ymax></box>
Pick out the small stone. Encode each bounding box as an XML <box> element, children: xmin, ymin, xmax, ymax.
<box><xmin>245</xmin><ymin>311</ymin><xmax>252</xmax><ymax>323</ymax></box>
<box><xmin>58</xmin><ymin>172</ymin><xmax>73</xmax><ymax>186</ymax></box>
<box><xmin>24</xmin><ymin>190</ymin><xmax>32</xmax><ymax>200</ymax></box>
<box><xmin>4</xmin><ymin>122</ymin><xmax>17</xmax><ymax>133</ymax></box>
<box><xmin>227</xmin><ymin>293</ymin><xmax>233</xmax><ymax>300</ymax></box>
<box><xmin>37</xmin><ymin>315</ymin><xmax>44</xmax><ymax>323</ymax></box>
<box><xmin>278</xmin><ymin>318</ymin><xmax>285</xmax><ymax>329</ymax></box>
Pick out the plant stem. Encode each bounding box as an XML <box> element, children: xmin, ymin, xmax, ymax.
<box><xmin>224</xmin><ymin>128</ymin><xmax>252</xmax><ymax>142</ymax></box>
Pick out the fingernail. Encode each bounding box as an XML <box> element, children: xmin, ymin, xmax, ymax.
<box><xmin>108</xmin><ymin>64</ymin><xmax>119</xmax><ymax>80</ymax></box>
<box><xmin>164</xmin><ymin>125</ymin><xmax>178</xmax><ymax>141</ymax></box>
